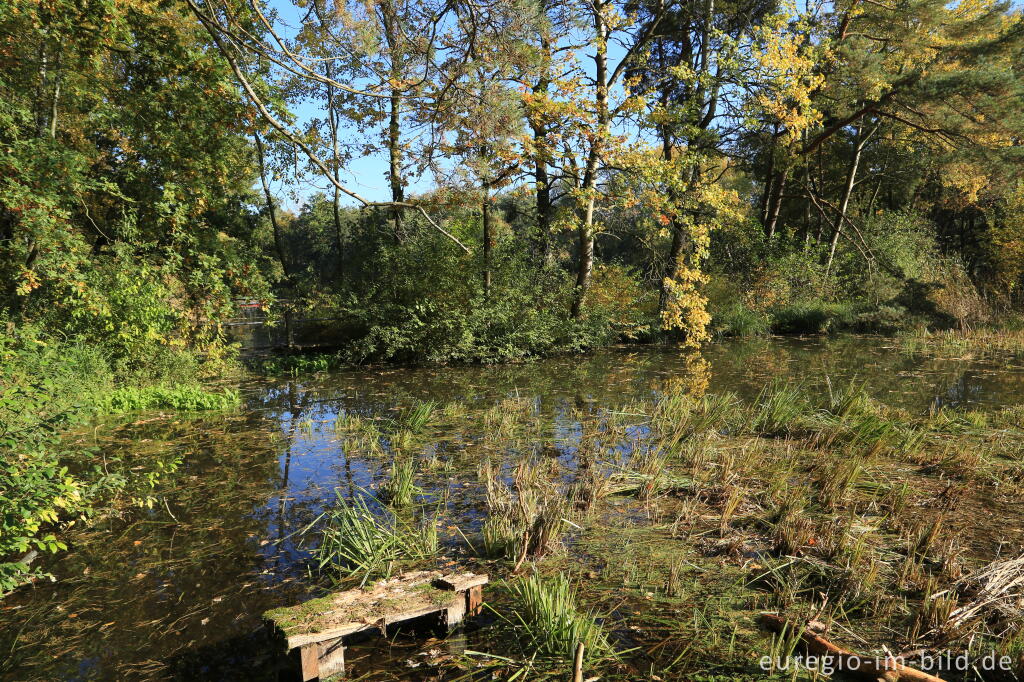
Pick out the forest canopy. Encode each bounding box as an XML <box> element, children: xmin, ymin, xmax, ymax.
<box><xmin>2</xmin><ymin>0</ymin><xmax>1024</xmax><ymax>367</ymax></box>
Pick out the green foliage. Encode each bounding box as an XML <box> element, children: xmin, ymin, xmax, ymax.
<box><xmin>97</xmin><ymin>385</ymin><xmax>240</xmax><ymax>414</ymax></box>
<box><xmin>309</xmin><ymin>492</ymin><xmax>437</xmax><ymax>585</ymax></box>
<box><xmin>505</xmin><ymin>573</ymin><xmax>613</xmax><ymax>662</ymax></box>
<box><xmin>0</xmin><ymin>321</ymin><xmax>234</xmax><ymax>595</ymax></box>
<box><xmin>0</xmin><ymin>382</ymin><xmax>81</xmax><ymax>594</ymax></box>
<box><xmin>335</xmin><ymin>221</ymin><xmax>620</xmax><ymax>364</ymax></box>
<box><xmin>769</xmin><ymin>300</ymin><xmax>856</xmax><ymax>335</ymax></box>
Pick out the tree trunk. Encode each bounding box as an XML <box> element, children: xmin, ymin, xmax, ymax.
<box><xmin>379</xmin><ymin>1</ymin><xmax>405</xmax><ymax>241</ymax></box>
<box><xmin>254</xmin><ymin>131</ymin><xmax>291</xmax><ymax>281</ymax></box>
<box><xmin>324</xmin><ymin>60</ymin><xmax>344</xmax><ymax>279</ymax></box>
<box><xmin>482</xmin><ymin>180</ymin><xmax>492</xmax><ymax>300</ymax></box>
<box><xmin>825</xmin><ymin>125</ymin><xmax>869</xmax><ymax>276</ymax></box>
<box><xmin>764</xmin><ymin>168</ymin><xmax>788</xmax><ymax>240</ymax></box>
<box><xmin>387</xmin><ymin>86</ymin><xmax>404</xmax><ymax>235</ymax></box>
<box><xmin>571</xmin><ymin>2</ymin><xmax>609</xmax><ymax>319</ymax></box>
<box><xmin>530</xmin><ymin>71</ymin><xmax>553</xmax><ymax>268</ymax></box>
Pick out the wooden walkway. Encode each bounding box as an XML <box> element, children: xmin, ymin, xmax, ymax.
<box><xmin>265</xmin><ymin>570</ymin><xmax>488</xmax><ymax>681</ymax></box>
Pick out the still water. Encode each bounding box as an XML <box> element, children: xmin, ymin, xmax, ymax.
<box><xmin>3</xmin><ymin>336</ymin><xmax>1024</xmax><ymax>681</ymax></box>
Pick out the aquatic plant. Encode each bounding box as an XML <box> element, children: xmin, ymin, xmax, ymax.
<box><xmin>381</xmin><ymin>457</ymin><xmax>420</xmax><ymax>507</ymax></box>
<box><xmin>744</xmin><ymin>381</ymin><xmax>810</xmax><ymax>436</ymax></box>
<box><xmin>97</xmin><ymin>385</ymin><xmax>240</xmax><ymax>413</ymax></box>
<box><xmin>400</xmin><ymin>400</ymin><xmax>437</xmax><ymax>433</ymax></box>
<box><xmin>479</xmin><ymin>461</ymin><xmax>569</xmax><ymax>563</ymax></box>
<box><xmin>310</xmin><ymin>493</ymin><xmax>436</xmax><ymax>585</ymax></box>
<box><xmin>506</xmin><ymin>573</ymin><xmax>612</xmax><ymax>662</ymax></box>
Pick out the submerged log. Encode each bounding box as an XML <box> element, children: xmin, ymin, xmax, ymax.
<box><xmin>760</xmin><ymin>614</ymin><xmax>946</xmax><ymax>682</ymax></box>
<box><xmin>265</xmin><ymin>570</ymin><xmax>488</xmax><ymax>681</ymax></box>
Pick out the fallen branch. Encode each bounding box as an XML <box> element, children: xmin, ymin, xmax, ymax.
<box><xmin>759</xmin><ymin>614</ymin><xmax>946</xmax><ymax>682</ymax></box>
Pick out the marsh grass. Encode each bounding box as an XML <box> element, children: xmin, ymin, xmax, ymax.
<box><xmin>381</xmin><ymin>457</ymin><xmax>420</xmax><ymax>507</ymax></box>
<box><xmin>505</xmin><ymin>573</ymin><xmax>612</xmax><ymax>662</ymax></box>
<box><xmin>814</xmin><ymin>454</ymin><xmax>863</xmax><ymax>510</ymax></box>
<box><xmin>296</xmin><ymin>379</ymin><xmax>1024</xmax><ymax>677</ymax></box>
<box><xmin>898</xmin><ymin>328</ymin><xmax>1024</xmax><ymax>357</ymax></box>
<box><xmin>400</xmin><ymin>400</ymin><xmax>437</xmax><ymax>433</ymax></box>
<box><xmin>745</xmin><ymin>381</ymin><xmax>810</xmax><ymax>436</ymax></box>
<box><xmin>309</xmin><ymin>492</ymin><xmax>437</xmax><ymax>585</ymax></box>
<box><xmin>480</xmin><ymin>461</ymin><xmax>571</xmax><ymax>563</ymax></box>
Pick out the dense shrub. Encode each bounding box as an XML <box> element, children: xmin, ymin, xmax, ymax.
<box><xmin>333</xmin><ymin>226</ymin><xmax>630</xmax><ymax>364</ymax></box>
<box><xmin>0</xmin><ymin>322</ymin><xmax>236</xmax><ymax>595</ymax></box>
<box><xmin>770</xmin><ymin>300</ymin><xmax>856</xmax><ymax>334</ymax></box>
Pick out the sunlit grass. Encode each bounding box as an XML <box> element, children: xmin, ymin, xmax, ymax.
<box><xmin>309</xmin><ymin>492</ymin><xmax>437</xmax><ymax>585</ymax></box>
<box><xmin>97</xmin><ymin>385</ymin><xmax>240</xmax><ymax>413</ymax></box>
<box><xmin>505</xmin><ymin>573</ymin><xmax>613</xmax><ymax>662</ymax></box>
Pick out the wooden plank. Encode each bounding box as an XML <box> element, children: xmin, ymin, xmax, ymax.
<box><xmin>296</xmin><ymin>644</ymin><xmax>319</xmax><ymax>682</ymax></box>
<box><xmin>466</xmin><ymin>584</ymin><xmax>484</xmax><ymax>616</ymax></box>
<box><xmin>317</xmin><ymin>637</ymin><xmax>345</xmax><ymax>679</ymax></box>
<box><xmin>435</xmin><ymin>573</ymin><xmax>489</xmax><ymax>592</ymax></box>
<box><xmin>287</xmin><ymin>621</ymin><xmax>377</xmax><ymax>649</ymax></box>
<box><xmin>444</xmin><ymin>593</ymin><xmax>467</xmax><ymax>629</ymax></box>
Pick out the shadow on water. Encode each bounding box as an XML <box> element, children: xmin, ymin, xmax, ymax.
<box><xmin>4</xmin><ymin>337</ymin><xmax>1024</xmax><ymax>680</ymax></box>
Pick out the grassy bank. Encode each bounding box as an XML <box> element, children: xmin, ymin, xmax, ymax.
<box><xmin>0</xmin><ymin>324</ymin><xmax>241</xmax><ymax>595</ymax></box>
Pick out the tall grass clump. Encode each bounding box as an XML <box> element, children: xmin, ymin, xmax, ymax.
<box><xmin>745</xmin><ymin>381</ymin><xmax>810</xmax><ymax>436</ymax></box>
<box><xmin>652</xmin><ymin>390</ymin><xmax>742</xmax><ymax>444</ymax></box>
<box><xmin>381</xmin><ymin>457</ymin><xmax>420</xmax><ymax>507</ymax></box>
<box><xmin>506</xmin><ymin>573</ymin><xmax>613</xmax><ymax>662</ymax></box>
<box><xmin>310</xmin><ymin>492</ymin><xmax>437</xmax><ymax>585</ymax></box>
<box><xmin>480</xmin><ymin>461</ymin><xmax>569</xmax><ymax>562</ymax></box>
<box><xmin>400</xmin><ymin>400</ymin><xmax>437</xmax><ymax>433</ymax></box>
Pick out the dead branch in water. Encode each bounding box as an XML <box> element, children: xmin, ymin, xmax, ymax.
<box><xmin>760</xmin><ymin>614</ymin><xmax>946</xmax><ymax>682</ymax></box>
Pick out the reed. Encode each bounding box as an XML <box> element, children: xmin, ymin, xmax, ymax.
<box><xmin>506</xmin><ymin>573</ymin><xmax>613</xmax><ymax>662</ymax></box>
<box><xmin>400</xmin><ymin>400</ymin><xmax>437</xmax><ymax>433</ymax></box>
<box><xmin>309</xmin><ymin>492</ymin><xmax>436</xmax><ymax>585</ymax></box>
<box><xmin>745</xmin><ymin>381</ymin><xmax>810</xmax><ymax>436</ymax></box>
<box><xmin>381</xmin><ymin>457</ymin><xmax>420</xmax><ymax>507</ymax></box>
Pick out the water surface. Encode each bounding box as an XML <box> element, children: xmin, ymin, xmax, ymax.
<box><xmin>3</xmin><ymin>336</ymin><xmax>1024</xmax><ymax>681</ymax></box>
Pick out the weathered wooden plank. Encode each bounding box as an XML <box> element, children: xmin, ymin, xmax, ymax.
<box><xmin>295</xmin><ymin>643</ymin><xmax>319</xmax><ymax>682</ymax></box>
<box><xmin>467</xmin><ymin>584</ymin><xmax>484</xmax><ymax>616</ymax></box>
<box><xmin>435</xmin><ymin>573</ymin><xmax>490</xmax><ymax>592</ymax></box>
<box><xmin>266</xmin><ymin>570</ymin><xmax>487</xmax><ymax>680</ymax></box>
<box><xmin>317</xmin><ymin>637</ymin><xmax>345</xmax><ymax>679</ymax></box>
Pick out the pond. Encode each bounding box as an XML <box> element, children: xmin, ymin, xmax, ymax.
<box><xmin>4</xmin><ymin>336</ymin><xmax>1024</xmax><ymax>681</ymax></box>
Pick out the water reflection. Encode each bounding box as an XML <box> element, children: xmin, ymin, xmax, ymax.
<box><xmin>3</xmin><ymin>337</ymin><xmax>1024</xmax><ymax>680</ymax></box>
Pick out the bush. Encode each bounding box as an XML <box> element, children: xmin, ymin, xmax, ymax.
<box><xmin>712</xmin><ymin>302</ymin><xmax>771</xmax><ymax>337</ymax></box>
<box><xmin>0</xmin><ymin>320</ymin><xmax>237</xmax><ymax>595</ymax></box>
<box><xmin>0</xmin><ymin>334</ymin><xmax>88</xmax><ymax>594</ymax></box>
<box><xmin>770</xmin><ymin>300</ymin><xmax>856</xmax><ymax>334</ymax></box>
<box><xmin>338</xmin><ymin>227</ymin><xmax>624</xmax><ymax>364</ymax></box>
